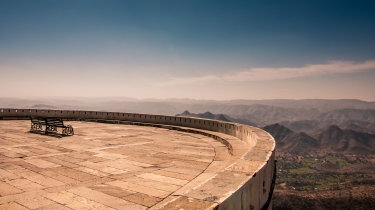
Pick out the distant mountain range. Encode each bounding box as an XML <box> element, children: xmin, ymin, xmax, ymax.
<box><xmin>263</xmin><ymin>124</ymin><xmax>319</xmax><ymax>154</ymax></box>
<box><xmin>175</xmin><ymin>107</ymin><xmax>375</xmax><ymax>134</ymax></box>
<box><xmin>175</xmin><ymin>110</ymin><xmax>256</xmax><ymax>126</ymax></box>
<box><xmin>1</xmin><ymin>98</ymin><xmax>374</xmax><ymax>112</ymax></box>
<box><xmin>1</xmin><ymin>97</ymin><xmax>375</xmax><ymax>133</ymax></box>
<box><xmin>263</xmin><ymin>124</ymin><xmax>375</xmax><ymax>154</ymax></box>
<box><xmin>176</xmin><ymin>110</ymin><xmax>375</xmax><ymax>154</ymax></box>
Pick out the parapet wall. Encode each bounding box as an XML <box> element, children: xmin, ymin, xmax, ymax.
<box><xmin>0</xmin><ymin>108</ymin><xmax>276</xmax><ymax>210</ymax></box>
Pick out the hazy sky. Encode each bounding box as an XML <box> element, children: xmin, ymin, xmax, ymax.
<box><xmin>1</xmin><ymin>0</ymin><xmax>375</xmax><ymax>100</ymax></box>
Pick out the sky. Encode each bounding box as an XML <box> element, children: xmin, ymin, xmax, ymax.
<box><xmin>1</xmin><ymin>0</ymin><xmax>375</xmax><ymax>101</ymax></box>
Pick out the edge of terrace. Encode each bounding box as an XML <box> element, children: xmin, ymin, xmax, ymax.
<box><xmin>0</xmin><ymin>109</ymin><xmax>276</xmax><ymax>210</ymax></box>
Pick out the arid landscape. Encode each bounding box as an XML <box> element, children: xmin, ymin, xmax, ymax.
<box><xmin>174</xmin><ymin>99</ymin><xmax>375</xmax><ymax>209</ymax></box>
<box><xmin>1</xmin><ymin>98</ymin><xmax>375</xmax><ymax>209</ymax></box>
<box><xmin>269</xmin><ymin>129</ymin><xmax>375</xmax><ymax>209</ymax></box>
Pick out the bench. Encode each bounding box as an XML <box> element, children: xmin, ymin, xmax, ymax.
<box><xmin>30</xmin><ymin>117</ymin><xmax>74</xmax><ymax>136</ymax></box>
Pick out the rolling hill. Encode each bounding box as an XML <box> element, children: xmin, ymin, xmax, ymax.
<box><xmin>263</xmin><ymin>124</ymin><xmax>375</xmax><ymax>154</ymax></box>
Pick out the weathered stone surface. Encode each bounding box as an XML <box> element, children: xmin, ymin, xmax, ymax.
<box><xmin>16</xmin><ymin>196</ymin><xmax>55</xmax><ymax>209</ymax></box>
<box><xmin>45</xmin><ymin>191</ymin><xmax>115</xmax><ymax>210</ymax></box>
<box><xmin>0</xmin><ymin>182</ymin><xmax>24</xmax><ymax>196</ymax></box>
<box><xmin>123</xmin><ymin>193</ymin><xmax>163</xmax><ymax>207</ymax></box>
<box><xmin>5</xmin><ymin>178</ymin><xmax>45</xmax><ymax>191</ymax></box>
<box><xmin>185</xmin><ymin>171</ymin><xmax>251</xmax><ymax>203</ymax></box>
<box><xmin>157</xmin><ymin>196</ymin><xmax>217</xmax><ymax>210</ymax></box>
<box><xmin>107</xmin><ymin>180</ymin><xmax>170</xmax><ymax>198</ymax></box>
<box><xmin>0</xmin><ymin>202</ymin><xmax>29</xmax><ymax>210</ymax></box>
<box><xmin>24</xmin><ymin>158</ymin><xmax>61</xmax><ymax>168</ymax></box>
<box><xmin>88</xmin><ymin>184</ymin><xmax>134</xmax><ymax>198</ymax></box>
<box><xmin>68</xmin><ymin>187</ymin><xmax>146</xmax><ymax>210</ymax></box>
<box><xmin>0</xmin><ymin>119</ymin><xmax>275</xmax><ymax>210</ymax></box>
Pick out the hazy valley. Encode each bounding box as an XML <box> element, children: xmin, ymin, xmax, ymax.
<box><xmin>173</xmin><ymin>101</ymin><xmax>375</xmax><ymax>209</ymax></box>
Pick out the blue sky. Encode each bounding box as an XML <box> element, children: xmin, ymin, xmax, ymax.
<box><xmin>1</xmin><ymin>0</ymin><xmax>375</xmax><ymax>100</ymax></box>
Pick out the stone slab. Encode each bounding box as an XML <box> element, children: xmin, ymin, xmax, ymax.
<box><xmin>23</xmin><ymin>159</ymin><xmax>60</xmax><ymax>168</ymax></box>
<box><xmin>157</xmin><ymin>196</ymin><xmax>217</xmax><ymax>210</ymax></box>
<box><xmin>125</xmin><ymin>177</ymin><xmax>180</xmax><ymax>192</ymax></box>
<box><xmin>45</xmin><ymin>191</ymin><xmax>116</xmax><ymax>210</ymax></box>
<box><xmin>0</xmin><ymin>181</ymin><xmax>23</xmax><ymax>196</ymax></box>
<box><xmin>137</xmin><ymin>173</ymin><xmax>189</xmax><ymax>186</ymax></box>
<box><xmin>123</xmin><ymin>193</ymin><xmax>162</xmax><ymax>207</ymax></box>
<box><xmin>0</xmin><ymin>202</ymin><xmax>29</xmax><ymax>210</ymax></box>
<box><xmin>78</xmin><ymin>161</ymin><xmax>127</xmax><ymax>175</ymax></box>
<box><xmin>68</xmin><ymin>187</ymin><xmax>146</xmax><ymax>210</ymax></box>
<box><xmin>16</xmin><ymin>196</ymin><xmax>55</xmax><ymax>209</ymax></box>
<box><xmin>88</xmin><ymin>184</ymin><xmax>134</xmax><ymax>198</ymax></box>
<box><xmin>6</xmin><ymin>178</ymin><xmax>45</xmax><ymax>191</ymax></box>
<box><xmin>107</xmin><ymin>180</ymin><xmax>170</xmax><ymax>198</ymax></box>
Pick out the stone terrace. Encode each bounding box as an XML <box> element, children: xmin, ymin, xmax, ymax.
<box><xmin>0</xmin><ymin>120</ymin><xmax>243</xmax><ymax>210</ymax></box>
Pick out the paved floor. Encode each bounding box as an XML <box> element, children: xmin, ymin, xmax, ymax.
<box><xmin>0</xmin><ymin>121</ymin><xmax>219</xmax><ymax>210</ymax></box>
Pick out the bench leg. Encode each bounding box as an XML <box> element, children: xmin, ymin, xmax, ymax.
<box><xmin>46</xmin><ymin>125</ymin><xmax>57</xmax><ymax>134</ymax></box>
<box><xmin>62</xmin><ymin>126</ymin><xmax>74</xmax><ymax>136</ymax></box>
<box><xmin>30</xmin><ymin>123</ymin><xmax>43</xmax><ymax>132</ymax></box>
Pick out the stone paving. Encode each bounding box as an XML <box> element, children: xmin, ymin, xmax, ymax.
<box><xmin>0</xmin><ymin>121</ymin><xmax>222</xmax><ymax>210</ymax></box>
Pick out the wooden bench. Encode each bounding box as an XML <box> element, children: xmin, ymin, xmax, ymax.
<box><xmin>30</xmin><ymin>117</ymin><xmax>74</xmax><ymax>136</ymax></box>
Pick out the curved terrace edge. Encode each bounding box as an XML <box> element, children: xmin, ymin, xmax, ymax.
<box><xmin>0</xmin><ymin>108</ymin><xmax>276</xmax><ymax>210</ymax></box>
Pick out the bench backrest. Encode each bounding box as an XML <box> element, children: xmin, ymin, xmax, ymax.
<box><xmin>30</xmin><ymin>117</ymin><xmax>46</xmax><ymax>125</ymax></box>
<box><xmin>45</xmin><ymin>118</ymin><xmax>65</xmax><ymax>127</ymax></box>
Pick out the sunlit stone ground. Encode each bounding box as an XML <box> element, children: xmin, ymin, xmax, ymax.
<box><xmin>0</xmin><ymin>120</ymin><xmax>218</xmax><ymax>209</ymax></box>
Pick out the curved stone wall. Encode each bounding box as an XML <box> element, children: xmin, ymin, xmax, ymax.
<box><xmin>0</xmin><ymin>108</ymin><xmax>276</xmax><ymax>210</ymax></box>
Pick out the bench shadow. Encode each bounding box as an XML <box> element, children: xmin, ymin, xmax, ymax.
<box><xmin>29</xmin><ymin>131</ymin><xmax>64</xmax><ymax>138</ymax></box>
